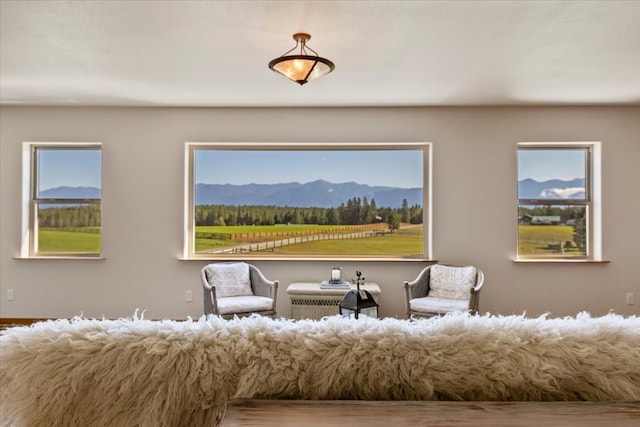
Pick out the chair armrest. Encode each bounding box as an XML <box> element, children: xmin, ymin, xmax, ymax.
<box><xmin>468</xmin><ymin>269</ymin><xmax>484</xmax><ymax>314</ymax></box>
<box><xmin>471</xmin><ymin>270</ymin><xmax>484</xmax><ymax>294</ymax></box>
<box><xmin>249</xmin><ymin>266</ymin><xmax>278</xmax><ymax>299</ymax></box>
<box><xmin>201</xmin><ymin>267</ymin><xmax>218</xmax><ymax>316</ymax></box>
<box><xmin>404</xmin><ymin>266</ymin><xmax>432</xmax><ymax>300</ymax></box>
<box><xmin>249</xmin><ymin>266</ymin><xmax>278</xmax><ymax>315</ymax></box>
<box><xmin>201</xmin><ymin>267</ymin><xmax>213</xmax><ymax>291</ymax></box>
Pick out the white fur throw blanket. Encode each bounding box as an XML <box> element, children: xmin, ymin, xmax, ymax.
<box><xmin>1</xmin><ymin>313</ymin><xmax>639</xmax><ymax>426</ymax></box>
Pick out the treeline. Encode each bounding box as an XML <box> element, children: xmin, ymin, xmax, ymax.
<box><xmin>195</xmin><ymin>197</ymin><xmax>423</xmax><ymax>227</ymax></box>
<box><xmin>38</xmin><ymin>205</ymin><xmax>101</xmax><ymax>228</ymax></box>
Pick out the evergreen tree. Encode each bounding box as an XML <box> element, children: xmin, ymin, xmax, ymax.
<box><xmin>401</xmin><ymin>198</ymin><xmax>409</xmax><ymax>223</ymax></box>
<box><xmin>387</xmin><ymin>211</ymin><xmax>400</xmax><ymax>232</ymax></box>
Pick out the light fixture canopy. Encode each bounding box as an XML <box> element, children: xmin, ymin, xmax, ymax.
<box><xmin>268</xmin><ymin>33</ymin><xmax>335</xmax><ymax>85</ymax></box>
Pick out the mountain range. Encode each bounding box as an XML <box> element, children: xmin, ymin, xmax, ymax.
<box><xmin>40</xmin><ymin>178</ymin><xmax>581</xmax><ymax>207</ymax></box>
<box><xmin>195</xmin><ymin>179</ymin><xmax>422</xmax><ymax>208</ymax></box>
<box><xmin>38</xmin><ymin>181</ymin><xmax>421</xmax><ymax>208</ymax></box>
<box><xmin>40</xmin><ymin>186</ymin><xmax>102</xmax><ymax>199</ymax></box>
<box><xmin>518</xmin><ymin>178</ymin><xmax>585</xmax><ymax>199</ymax></box>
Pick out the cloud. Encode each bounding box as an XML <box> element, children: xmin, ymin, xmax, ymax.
<box><xmin>539</xmin><ymin>187</ymin><xmax>585</xmax><ymax>199</ymax></box>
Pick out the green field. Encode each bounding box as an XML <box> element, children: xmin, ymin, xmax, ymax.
<box><xmin>37</xmin><ymin>224</ymin><xmax>420</xmax><ymax>256</ymax></box>
<box><xmin>35</xmin><ymin>223</ymin><xmax>581</xmax><ymax>257</ymax></box>
<box><xmin>518</xmin><ymin>225</ymin><xmax>583</xmax><ymax>255</ymax></box>
<box><xmin>195</xmin><ymin>224</ymin><xmax>423</xmax><ymax>256</ymax></box>
<box><xmin>38</xmin><ymin>228</ymin><xmax>101</xmax><ymax>253</ymax></box>
<box><xmin>195</xmin><ymin>224</ymin><xmax>363</xmax><ymax>251</ymax></box>
<box><xmin>276</xmin><ymin>232</ymin><xmax>422</xmax><ymax>256</ymax></box>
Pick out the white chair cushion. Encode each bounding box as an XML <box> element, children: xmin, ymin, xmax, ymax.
<box><xmin>205</xmin><ymin>262</ymin><xmax>253</xmax><ymax>298</ymax></box>
<box><xmin>429</xmin><ymin>265</ymin><xmax>477</xmax><ymax>300</ymax></box>
<box><xmin>216</xmin><ymin>296</ymin><xmax>273</xmax><ymax>315</ymax></box>
<box><xmin>410</xmin><ymin>296</ymin><xmax>469</xmax><ymax>314</ymax></box>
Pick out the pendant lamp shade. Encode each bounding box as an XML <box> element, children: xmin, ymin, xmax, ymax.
<box><xmin>269</xmin><ymin>33</ymin><xmax>335</xmax><ymax>85</ymax></box>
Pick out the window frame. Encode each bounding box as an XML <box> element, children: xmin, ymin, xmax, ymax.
<box><xmin>516</xmin><ymin>142</ymin><xmax>602</xmax><ymax>262</ymax></box>
<box><xmin>20</xmin><ymin>142</ymin><xmax>103</xmax><ymax>259</ymax></box>
<box><xmin>182</xmin><ymin>142</ymin><xmax>433</xmax><ymax>261</ymax></box>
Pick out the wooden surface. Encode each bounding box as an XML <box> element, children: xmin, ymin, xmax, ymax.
<box><xmin>221</xmin><ymin>399</ymin><xmax>640</xmax><ymax>427</ymax></box>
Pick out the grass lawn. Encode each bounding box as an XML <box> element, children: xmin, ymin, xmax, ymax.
<box><xmin>518</xmin><ymin>225</ymin><xmax>583</xmax><ymax>255</ymax></box>
<box><xmin>195</xmin><ymin>225</ymin><xmax>423</xmax><ymax>256</ymax></box>
<box><xmin>38</xmin><ymin>229</ymin><xmax>101</xmax><ymax>253</ymax></box>
<box><xmin>275</xmin><ymin>233</ymin><xmax>422</xmax><ymax>256</ymax></box>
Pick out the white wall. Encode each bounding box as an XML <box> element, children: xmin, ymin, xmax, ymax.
<box><xmin>1</xmin><ymin>106</ymin><xmax>639</xmax><ymax>320</ymax></box>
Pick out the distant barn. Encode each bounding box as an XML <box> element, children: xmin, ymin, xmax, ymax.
<box><xmin>518</xmin><ymin>215</ymin><xmax>561</xmax><ymax>225</ymax></box>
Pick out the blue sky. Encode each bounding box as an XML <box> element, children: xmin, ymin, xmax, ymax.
<box><xmin>38</xmin><ymin>147</ymin><xmax>583</xmax><ymax>190</ymax></box>
<box><xmin>39</xmin><ymin>149</ymin><xmax>102</xmax><ymax>190</ymax></box>
<box><xmin>518</xmin><ymin>149</ymin><xmax>586</xmax><ymax>182</ymax></box>
<box><xmin>195</xmin><ymin>149</ymin><xmax>424</xmax><ymax>188</ymax></box>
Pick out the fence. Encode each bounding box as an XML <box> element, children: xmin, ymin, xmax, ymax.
<box><xmin>204</xmin><ymin>230</ymin><xmax>379</xmax><ymax>254</ymax></box>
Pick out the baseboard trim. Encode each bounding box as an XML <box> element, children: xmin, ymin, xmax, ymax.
<box><xmin>0</xmin><ymin>317</ymin><xmax>51</xmax><ymax>327</ymax></box>
<box><xmin>0</xmin><ymin>317</ymin><xmax>189</xmax><ymax>327</ymax></box>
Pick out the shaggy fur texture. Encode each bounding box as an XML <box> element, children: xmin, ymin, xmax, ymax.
<box><xmin>1</xmin><ymin>312</ymin><xmax>639</xmax><ymax>426</ymax></box>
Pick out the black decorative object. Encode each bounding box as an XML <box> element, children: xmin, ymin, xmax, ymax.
<box><xmin>339</xmin><ymin>270</ymin><xmax>379</xmax><ymax>319</ymax></box>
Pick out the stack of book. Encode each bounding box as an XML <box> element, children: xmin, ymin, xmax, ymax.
<box><xmin>320</xmin><ymin>280</ymin><xmax>351</xmax><ymax>289</ymax></box>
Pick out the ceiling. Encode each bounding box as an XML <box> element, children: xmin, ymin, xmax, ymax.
<box><xmin>1</xmin><ymin>0</ymin><xmax>639</xmax><ymax>107</ymax></box>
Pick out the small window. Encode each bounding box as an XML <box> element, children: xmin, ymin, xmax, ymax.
<box><xmin>517</xmin><ymin>143</ymin><xmax>601</xmax><ymax>260</ymax></box>
<box><xmin>21</xmin><ymin>143</ymin><xmax>102</xmax><ymax>257</ymax></box>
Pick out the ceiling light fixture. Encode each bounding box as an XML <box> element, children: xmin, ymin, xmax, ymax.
<box><xmin>268</xmin><ymin>33</ymin><xmax>335</xmax><ymax>85</ymax></box>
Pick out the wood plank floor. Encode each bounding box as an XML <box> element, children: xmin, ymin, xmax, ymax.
<box><xmin>221</xmin><ymin>399</ymin><xmax>640</xmax><ymax>427</ymax></box>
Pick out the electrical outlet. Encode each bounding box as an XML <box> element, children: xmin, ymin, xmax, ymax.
<box><xmin>7</xmin><ymin>289</ymin><xmax>14</xmax><ymax>301</ymax></box>
<box><xmin>626</xmin><ymin>293</ymin><xmax>634</xmax><ymax>305</ymax></box>
<box><xmin>185</xmin><ymin>290</ymin><xmax>193</xmax><ymax>302</ymax></box>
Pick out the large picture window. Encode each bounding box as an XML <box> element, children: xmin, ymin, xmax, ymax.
<box><xmin>21</xmin><ymin>143</ymin><xmax>102</xmax><ymax>257</ymax></box>
<box><xmin>184</xmin><ymin>143</ymin><xmax>431</xmax><ymax>260</ymax></box>
<box><xmin>517</xmin><ymin>142</ymin><xmax>601</xmax><ymax>260</ymax></box>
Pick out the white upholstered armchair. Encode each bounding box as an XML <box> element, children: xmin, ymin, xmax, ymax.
<box><xmin>201</xmin><ymin>262</ymin><xmax>278</xmax><ymax>319</ymax></box>
<box><xmin>404</xmin><ymin>264</ymin><xmax>484</xmax><ymax>318</ymax></box>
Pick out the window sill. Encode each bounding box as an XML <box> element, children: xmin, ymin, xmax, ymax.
<box><xmin>178</xmin><ymin>256</ymin><xmax>436</xmax><ymax>263</ymax></box>
<box><xmin>513</xmin><ymin>258</ymin><xmax>610</xmax><ymax>264</ymax></box>
<box><xmin>13</xmin><ymin>256</ymin><xmax>106</xmax><ymax>260</ymax></box>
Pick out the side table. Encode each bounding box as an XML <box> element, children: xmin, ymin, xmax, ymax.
<box><xmin>286</xmin><ymin>282</ymin><xmax>381</xmax><ymax>320</ymax></box>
